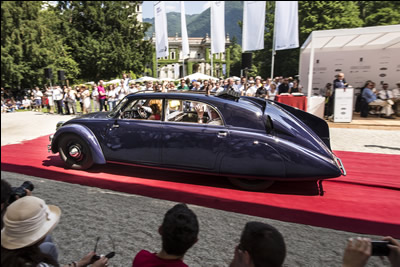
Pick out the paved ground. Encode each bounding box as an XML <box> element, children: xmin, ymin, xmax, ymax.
<box><xmin>1</xmin><ymin>111</ymin><xmax>399</xmax><ymax>266</ymax></box>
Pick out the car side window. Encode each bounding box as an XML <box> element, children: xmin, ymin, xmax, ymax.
<box><xmin>166</xmin><ymin>99</ymin><xmax>223</xmax><ymax>125</ymax></box>
<box><xmin>120</xmin><ymin>98</ymin><xmax>163</xmax><ymax>121</ymax></box>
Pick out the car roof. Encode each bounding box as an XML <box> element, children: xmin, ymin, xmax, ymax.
<box><xmin>126</xmin><ymin>92</ymin><xmax>266</xmax><ymax>130</ymax></box>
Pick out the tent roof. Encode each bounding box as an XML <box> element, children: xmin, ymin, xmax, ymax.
<box><xmin>301</xmin><ymin>25</ymin><xmax>400</xmax><ymax>51</ymax></box>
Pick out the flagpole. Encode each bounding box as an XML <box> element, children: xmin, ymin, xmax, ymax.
<box><xmin>210</xmin><ymin>48</ymin><xmax>213</xmax><ymax>76</ymax></box>
<box><xmin>271</xmin><ymin>26</ymin><xmax>276</xmax><ymax>79</ymax></box>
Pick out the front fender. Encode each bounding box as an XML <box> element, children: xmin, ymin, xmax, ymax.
<box><xmin>51</xmin><ymin>124</ymin><xmax>106</xmax><ymax>165</ymax></box>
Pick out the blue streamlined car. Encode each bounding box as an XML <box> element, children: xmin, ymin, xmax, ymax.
<box><xmin>48</xmin><ymin>91</ymin><xmax>346</xmax><ymax>191</ymax></box>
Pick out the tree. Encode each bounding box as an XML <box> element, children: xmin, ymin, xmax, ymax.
<box><xmin>1</xmin><ymin>1</ymin><xmax>79</xmax><ymax>89</ymax></box>
<box><xmin>55</xmin><ymin>1</ymin><xmax>153</xmax><ymax>82</ymax></box>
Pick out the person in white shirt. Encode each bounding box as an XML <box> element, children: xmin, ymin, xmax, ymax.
<box><xmin>107</xmin><ymin>84</ymin><xmax>118</xmax><ymax>110</ymax></box>
<box><xmin>91</xmin><ymin>85</ymin><xmax>99</xmax><ymax>112</ymax></box>
<box><xmin>245</xmin><ymin>81</ymin><xmax>257</xmax><ymax>97</ymax></box>
<box><xmin>32</xmin><ymin>87</ymin><xmax>43</xmax><ymax>112</ymax></box>
<box><xmin>45</xmin><ymin>86</ymin><xmax>54</xmax><ymax>113</ymax></box>
<box><xmin>268</xmin><ymin>83</ymin><xmax>278</xmax><ymax>101</ymax></box>
<box><xmin>67</xmin><ymin>86</ymin><xmax>77</xmax><ymax>115</ymax></box>
<box><xmin>52</xmin><ymin>86</ymin><xmax>64</xmax><ymax>114</ymax></box>
<box><xmin>80</xmin><ymin>85</ymin><xmax>91</xmax><ymax>114</ymax></box>
<box><xmin>21</xmin><ymin>96</ymin><xmax>32</xmax><ymax>110</ymax></box>
<box><xmin>116</xmin><ymin>79</ymin><xmax>128</xmax><ymax>101</ymax></box>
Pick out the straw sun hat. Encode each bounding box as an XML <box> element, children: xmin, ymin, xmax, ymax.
<box><xmin>1</xmin><ymin>196</ymin><xmax>61</xmax><ymax>250</ymax></box>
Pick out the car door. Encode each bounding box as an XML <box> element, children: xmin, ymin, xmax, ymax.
<box><xmin>103</xmin><ymin>98</ymin><xmax>163</xmax><ymax>165</ymax></box>
<box><xmin>161</xmin><ymin>99</ymin><xmax>227</xmax><ymax>171</ymax></box>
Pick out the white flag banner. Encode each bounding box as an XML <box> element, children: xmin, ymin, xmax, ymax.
<box><xmin>154</xmin><ymin>1</ymin><xmax>169</xmax><ymax>58</ymax></box>
<box><xmin>210</xmin><ymin>1</ymin><xmax>225</xmax><ymax>54</ymax></box>
<box><xmin>242</xmin><ymin>1</ymin><xmax>266</xmax><ymax>52</ymax></box>
<box><xmin>274</xmin><ymin>1</ymin><xmax>299</xmax><ymax>50</ymax></box>
<box><xmin>181</xmin><ymin>1</ymin><xmax>189</xmax><ymax>58</ymax></box>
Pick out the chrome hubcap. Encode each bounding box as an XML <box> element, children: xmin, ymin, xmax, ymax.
<box><xmin>69</xmin><ymin>145</ymin><xmax>81</xmax><ymax>159</ymax></box>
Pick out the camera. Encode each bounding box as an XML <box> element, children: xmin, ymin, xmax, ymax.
<box><xmin>371</xmin><ymin>241</ymin><xmax>390</xmax><ymax>256</ymax></box>
<box><xmin>9</xmin><ymin>181</ymin><xmax>34</xmax><ymax>204</ymax></box>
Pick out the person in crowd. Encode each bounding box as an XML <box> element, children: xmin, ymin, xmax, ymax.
<box><xmin>268</xmin><ymin>83</ymin><xmax>278</xmax><ymax>101</ymax></box>
<box><xmin>91</xmin><ymin>83</ymin><xmax>100</xmax><ymax>112</ymax></box>
<box><xmin>289</xmin><ymin>80</ymin><xmax>302</xmax><ymax>94</ymax></box>
<box><xmin>77</xmin><ymin>86</ymin><xmax>84</xmax><ymax>112</ymax></box>
<box><xmin>362</xmin><ymin>81</ymin><xmax>394</xmax><ymax>119</ymax></box>
<box><xmin>21</xmin><ymin>96</ymin><xmax>32</xmax><ymax>110</ymax></box>
<box><xmin>62</xmin><ymin>86</ymin><xmax>70</xmax><ymax>115</ymax></box>
<box><xmin>145</xmin><ymin>81</ymin><xmax>154</xmax><ymax>91</ymax></box>
<box><xmin>262</xmin><ymin>79</ymin><xmax>271</xmax><ymax>91</ymax></box>
<box><xmin>327</xmin><ymin>73</ymin><xmax>348</xmax><ymax>118</ymax></box>
<box><xmin>132</xmin><ymin>203</ymin><xmax>199</xmax><ymax>267</ymax></box>
<box><xmin>107</xmin><ymin>84</ymin><xmax>117</xmax><ymax>111</ymax></box>
<box><xmin>45</xmin><ymin>86</ymin><xmax>54</xmax><ymax>114</ymax></box>
<box><xmin>117</xmin><ymin>79</ymin><xmax>128</xmax><ymax>102</ymax></box>
<box><xmin>206</xmin><ymin>83</ymin><xmax>213</xmax><ymax>96</ymax></box>
<box><xmin>200</xmin><ymin>80</ymin><xmax>209</xmax><ymax>91</ymax></box>
<box><xmin>32</xmin><ymin>87</ymin><xmax>43</xmax><ymax>112</ymax></box>
<box><xmin>342</xmin><ymin>236</ymin><xmax>400</xmax><ymax>267</ymax></box>
<box><xmin>378</xmin><ymin>82</ymin><xmax>394</xmax><ymax>102</ymax></box>
<box><xmin>255</xmin><ymin>83</ymin><xmax>269</xmax><ymax>99</ymax></box>
<box><xmin>191</xmin><ymin>81</ymin><xmax>201</xmax><ymax>91</ymax></box>
<box><xmin>323</xmin><ymin>83</ymin><xmax>333</xmax><ymax>118</ymax></box>
<box><xmin>5</xmin><ymin>98</ymin><xmax>17</xmax><ymax>112</ymax></box>
<box><xmin>225</xmin><ymin>78</ymin><xmax>235</xmax><ymax>91</ymax></box>
<box><xmin>80</xmin><ymin>85</ymin><xmax>91</xmax><ymax>114</ymax></box>
<box><xmin>177</xmin><ymin>79</ymin><xmax>189</xmax><ymax>90</ymax></box>
<box><xmin>278</xmin><ymin>78</ymin><xmax>290</xmax><ymax>95</ymax></box>
<box><xmin>392</xmin><ymin>81</ymin><xmax>400</xmax><ymax>116</ymax></box>
<box><xmin>288</xmin><ymin>77</ymin><xmax>294</xmax><ymax>89</ymax></box>
<box><xmin>213</xmin><ymin>81</ymin><xmax>223</xmax><ymax>93</ymax></box>
<box><xmin>1</xmin><ymin>195</ymin><xmax>108</xmax><ymax>267</ymax></box>
<box><xmin>168</xmin><ymin>82</ymin><xmax>176</xmax><ymax>91</ymax></box>
<box><xmin>122</xmin><ymin>73</ymin><xmax>131</xmax><ymax>91</ymax></box>
<box><xmin>52</xmin><ymin>86</ymin><xmax>64</xmax><ymax>115</ymax></box>
<box><xmin>229</xmin><ymin>222</ymin><xmax>286</xmax><ymax>267</ymax></box>
<box><xmin>129</xmin><ymin>83</ymin><xmax>138</xmax><ymax>94</ymax></box>
<box><xmin>97</xmin><ymin>80</ymin><xmax>107</xmax><ymax>112</ymax></box>
<box><xmin>246</xmin><ymin>80</ymin><xmax>257</xmax><ymax>97</ymax></box>
<box><xmin>188</xmin><ymin>80</ymin><xmax>195</xmax><ymax>90</ymax></box>
<box><xmin>67</xmin><ymin>86</ymin><xmax>77</xmax><ymax>115</ymax></box>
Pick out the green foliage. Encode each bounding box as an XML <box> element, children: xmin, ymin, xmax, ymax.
<box><xmin>57</xmin><ymin>1</ymin><xmax>153</xmax><ymax>81</ymax></box>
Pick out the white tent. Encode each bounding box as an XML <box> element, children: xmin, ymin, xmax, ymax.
<box><xmin>184</xmin><ymin>72</ymin><xmax>219</xmax><ymax>81</ymax></box>
<box><xmin>135</xmin><ymin>76</ymin><xmax>159</xmax><ymax>82</ymax></box>
<box><xmin>104</xmin><ymin>79</ymin><xmax>121</xmax><ymax>85</ymax></box>
<box><xmin>299</xmin><ymin>25</ymin><xmax>400</xmax><ymax>109</ymax></box>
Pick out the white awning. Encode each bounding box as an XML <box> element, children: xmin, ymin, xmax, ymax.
<box><xmin>301</xmin><ymin>25</ymin><xmax>400</xmax><ymax>51</ymax></box>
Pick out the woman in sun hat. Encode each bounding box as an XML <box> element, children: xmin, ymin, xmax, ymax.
<box><xmin>1</xmin><ymin>196</ymin><xmax>108</xmax><ymax>267</ymax></box>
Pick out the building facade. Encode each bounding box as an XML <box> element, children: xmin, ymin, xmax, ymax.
<box><xmin>151</xmin><ymin>33</ymin><xmax>231</xmax><ymax>79</ymax></box>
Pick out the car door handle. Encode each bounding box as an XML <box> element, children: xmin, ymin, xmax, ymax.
<box><xmin>218</xmin><ymin>131</ymin><xmax>228</xmax><ymax>137</ymax></box>
<box><xmin>112</xmin><ymin>124</ymin><xmax>119</xmax><ymax>128</ymax></box>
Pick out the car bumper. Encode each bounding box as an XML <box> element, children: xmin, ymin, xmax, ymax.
<box><xmin>47</xmin><ymin>134</ymin><xmax>53</xmax><ymax>153</ymax></box>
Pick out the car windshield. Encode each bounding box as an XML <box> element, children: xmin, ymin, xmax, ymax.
<box><xmin>108</xmin><ymin>97</ymin><xmax>129</xmax><ymax>118</ymax></box>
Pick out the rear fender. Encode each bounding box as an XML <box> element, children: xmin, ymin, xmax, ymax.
<box><xmin>51</xmin><ymin>124</ymin><xmax>106</xmax><ymax>164</ymax></box>
<box><xmin>272</xmin><ymin>101</ymin><xmax>331</xmax><ymax>150</ymax></box>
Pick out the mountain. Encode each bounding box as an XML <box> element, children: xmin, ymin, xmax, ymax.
<box><xmin>143</xmin><ymin>1</ymin><xmax>243</xmax><ymax>44</ymax></box>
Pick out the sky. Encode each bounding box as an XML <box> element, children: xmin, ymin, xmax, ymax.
<box><xmin>142</xmin><ymin>1</ymin><xmax>210</xmax><ymax>18</ymax></box>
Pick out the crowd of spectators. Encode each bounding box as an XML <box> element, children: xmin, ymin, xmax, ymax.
<box><xmin>1</xmin><ymin>74</ymin><xmax>303</xmax><ymax>115</ymax></box>
<box><xmin>2</xmin><ymin>73</ymin><xmax>399</xmax><ymax>120</ymax></box>
<box><xmin>1</xmin><ymin>178</ymin><xmax>399</xmax><ymax>267</ymax></box>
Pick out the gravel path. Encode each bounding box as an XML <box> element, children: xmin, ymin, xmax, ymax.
<box><xmin>2</xmin><ymin>111</ymin><xmax>398</xmax><ymax>266</ymax></box>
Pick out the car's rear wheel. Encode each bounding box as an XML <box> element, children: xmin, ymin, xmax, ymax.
<box><xmin>228</xmin><ymin>177</ymin><xmax>274</xmax><ymax>191</ymax></box>
<box><xmin>58</xmin><ymin>133</ymin><xmax>93</xmax><ymax>170</ymax></box>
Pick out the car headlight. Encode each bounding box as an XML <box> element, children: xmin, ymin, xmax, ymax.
<box><xmin>56</xmin><ymin>121</ymin><xmax>65</xmax><ymax>131</ymax></box>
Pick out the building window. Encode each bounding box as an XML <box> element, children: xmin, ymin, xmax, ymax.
<box><xmin>197</xmin><ymin>53</ymin><xmax>201</xmax><ymax>59</ymax></box>
<box><xmin>171</xmin><ymin>52</ymin><xmax>175</xmax><ymax>60</ymax></box>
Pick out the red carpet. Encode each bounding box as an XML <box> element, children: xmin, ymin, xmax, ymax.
<box><xmin>2</xmin><ymin>135</ymin><xmax>400</xmax><ymax>238</ymax></box>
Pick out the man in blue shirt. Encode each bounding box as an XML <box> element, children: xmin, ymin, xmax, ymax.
<box><xmin>362</xmin><ymin>81</ymin><xmax>394</xmax><ymax>119</ymax></box>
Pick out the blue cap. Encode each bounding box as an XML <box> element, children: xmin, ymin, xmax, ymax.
<box><xmin>192</xmin><ymin>79</ymin><xmax>197</xmax><ymax>82</ymax></box>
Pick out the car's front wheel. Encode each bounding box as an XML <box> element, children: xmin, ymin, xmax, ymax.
<box><xmin>228</xmin><ymin>177</ymin><xmax>274</xmax><ymax>191</ymax></box>
<box><xmin>58</xmin><ymin>133</ymin><xmax>93</xmax><ymax>170</ymax></box>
